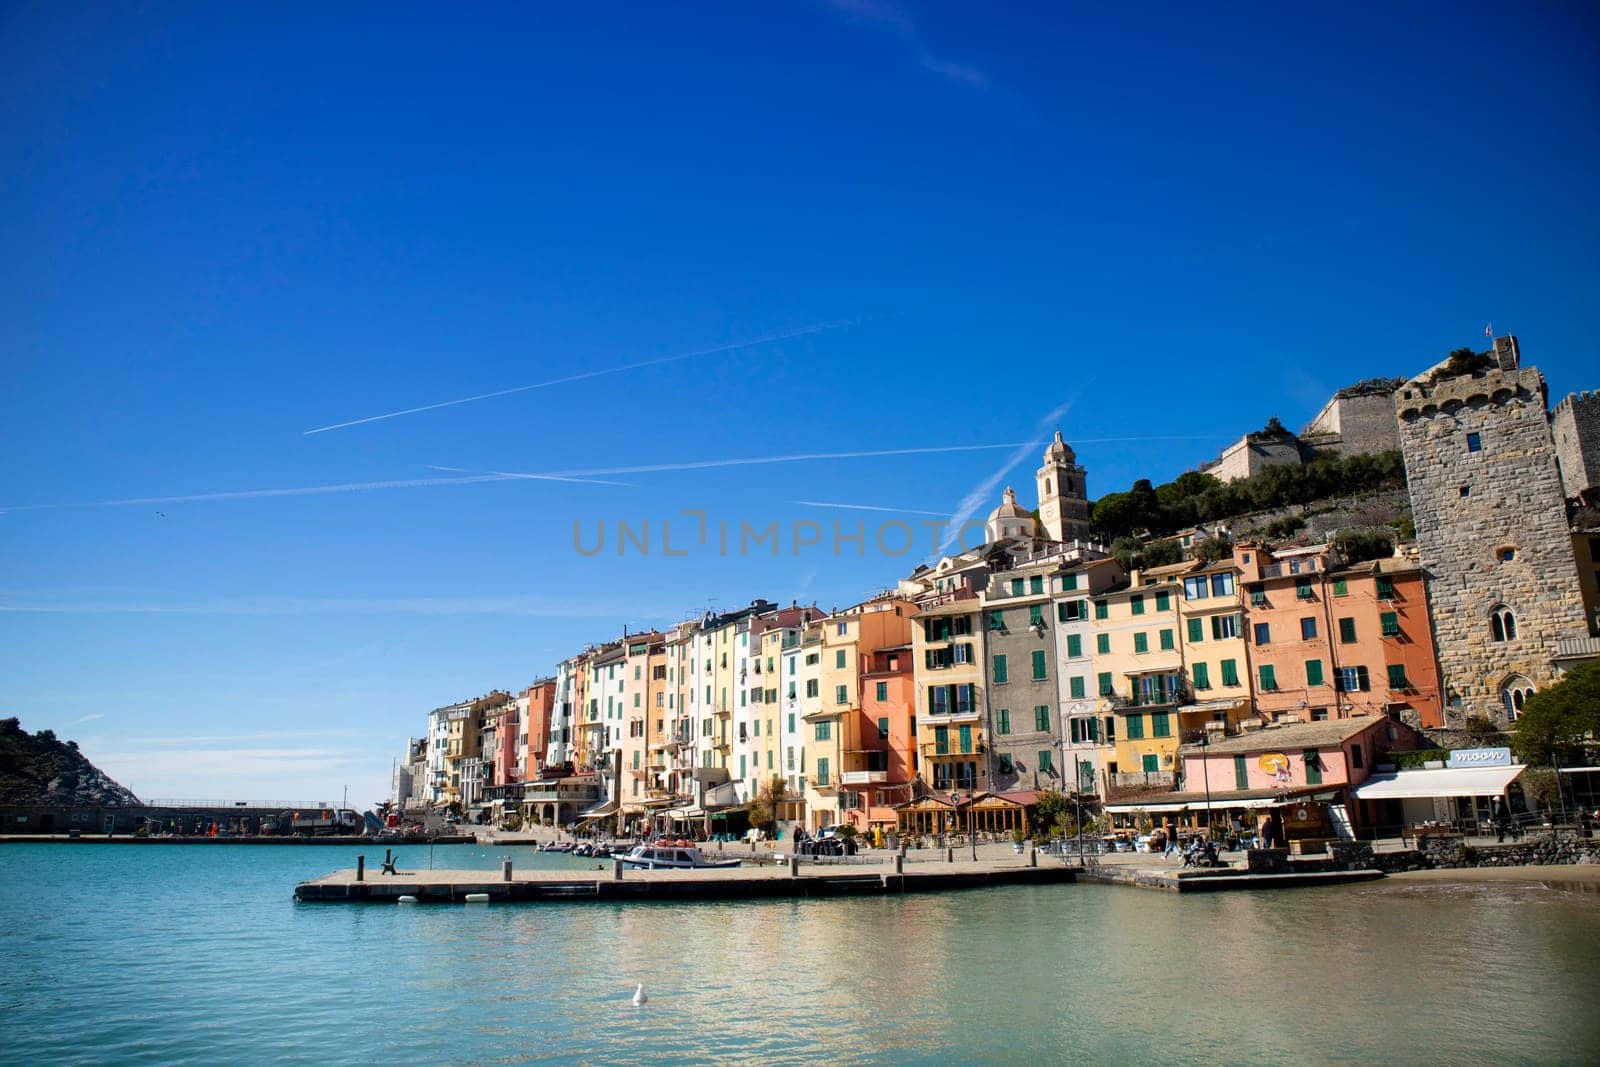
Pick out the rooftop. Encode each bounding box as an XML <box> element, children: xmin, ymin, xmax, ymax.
<box><xmin>1178</xmin><ymin>716</ymin><xmax>1385</xmax><ymax>755</ymax></box>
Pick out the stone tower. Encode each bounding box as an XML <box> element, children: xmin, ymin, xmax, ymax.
<box><xmin>1551</xmin><ymin>390</ymin><xmax>1600</xmax><ymax>500</ymax></box>
<box><xmin>1395</xmin><ymin>336</ymin><xmax>1589</xmax><ymax>726</ymax></box>
<box><xmin>1036</xmin><ymin>431</ymin><xmax>1091</xmax><ymax>542</ymax></box>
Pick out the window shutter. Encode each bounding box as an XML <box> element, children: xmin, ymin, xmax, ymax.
<box><xmin>1306</xmin><ymin>659</ymin><xmax>1324</xmax><ymax>687</ymax></box>
<box><xmin>1070</xmin><ymin>676</ymin><xmax>1085</xmax><ymax>699</ymax></box>
<box><xmin>1188</xmin><ymin>618</ymin><xmax>1203</xmax><ymax>644</ymax></box>
<box><xmin>1192</xmin><ymin>662</ymin><xmax>1210</xmax><ymax>689</ymax></box>
<box><xmin>1160</xmin><ymin>629</ymin><xmax>1174</xmax><ymax>651</ymax></box>
<box><xmin>1387</xmin><ymin>664</ymin><xmax>1408</xmax><ymax>690</ymax></box>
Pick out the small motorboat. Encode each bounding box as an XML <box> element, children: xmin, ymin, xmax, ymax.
<box><xmin>621</xmin><ymin>840</ymin><xmax>742</xmax><ymax>870</ymax></box>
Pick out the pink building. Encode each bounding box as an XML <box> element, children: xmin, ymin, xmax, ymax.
<box><xmin>1176</xmin><ymin>715</ymin><xmax>1420</xmax><ymax>832</ymax></box>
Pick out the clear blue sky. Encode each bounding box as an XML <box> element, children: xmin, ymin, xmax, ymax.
<box><xmin>3</xmin><ymin>2</ymin><xmax>1596</xmax><ymax>806</ymax></box>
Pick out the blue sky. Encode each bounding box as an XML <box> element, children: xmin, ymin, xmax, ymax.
<box><xmin>3</xmin><ymin>2</ymin><xmax>1597</xmax><ymax>805</ymax></box>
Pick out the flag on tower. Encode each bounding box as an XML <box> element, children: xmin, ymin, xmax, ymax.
<box><xmin>1485</xmin><ymin>324</ymin><xmax>1493</xmax><ymax>338</ymax></box>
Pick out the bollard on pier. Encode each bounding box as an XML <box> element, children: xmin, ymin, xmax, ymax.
<box><xmin>356</xmin><ymin>855</ymin><xmax>365</xmax><ymax>882</ymax></box>
<box><xmin>613</xmin><ymin>857</ymin><xmax>624</xmax><ymax>881</ymax></box>
<box><xmin>502</xmin><ymin>857</ymin><xmax>513</xmax><ymax>882</ymax></box>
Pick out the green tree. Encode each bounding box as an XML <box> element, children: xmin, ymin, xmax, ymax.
<box><xmin>746</xmin><ymin>775</ymin><xmax>787</xmax><ymax>832</ymax></box>
<box><xmin>1431</xmin><ymin>347</ymin><xmax>1494</xmax><ymax>382</ymax></box>
<box><xmin>1033</xmin><ymin>789</ymin><xmax>1072</xmax><ymax>835</ymax></box>
<box><xmin>1509</xmin><ymin>662</ymin><xmax>1600</xmax><ymax>767</ymax></box>
<box><xmin>1335</xmin><ymin>529</ymin><xmax>1394</xmax><ymax>564</ymax></box>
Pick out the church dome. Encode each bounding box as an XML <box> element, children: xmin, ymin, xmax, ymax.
<box><xmin>1044</xmin><ymin>430</ymin><xmax>1075</xmax><ymax>463</ymax></box>
<box><xmin>988</xmin><ymin>487</ymin><xmax>1030</xmax><ymax>524</ymax></box>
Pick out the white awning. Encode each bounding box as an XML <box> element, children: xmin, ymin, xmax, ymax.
<box><xmin>1353</xmin><ymin>765</ymin><xmax>1524</xmax><ymax>800</ymax></box>
<box><xmin>1104</xmin><ymin>802</ymin><xmax>1190</xmax><ymax>813</ymax></box>
<box><xmin>578</xmin><ymin>798</ymin><xmax>619</xmax><ymax>819</ymax></box>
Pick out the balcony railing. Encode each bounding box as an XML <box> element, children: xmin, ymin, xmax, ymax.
<box><xmin>840</xmin><ymin>770</ymin><xmax>889</xmax><ymax>785</ymax></box>
<box><xmin>920</xmin><ymin>741</ymin><xmax>983</xmax><ymax>758</ymax></box>
<box><xmin>1111</xmin><ymin>771</ymin><xmax>1175</xmax><ymax>790</ymax></box>
<box><xmin>1556</xmin><ymin>635</ymin><xmax>1600</xmax><ymax>659</ymax></box>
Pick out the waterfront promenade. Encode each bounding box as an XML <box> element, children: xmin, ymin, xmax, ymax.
<box><xmin>294</xmin><ymin>852</ymin><xmax>1075</xmax><ymax>902</ymax></box>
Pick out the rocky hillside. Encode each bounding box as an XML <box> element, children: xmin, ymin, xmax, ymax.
<box><xmin>0</xmin><ymin>717</ymin><xmax>140</xmax><ymax>805</ymax></box>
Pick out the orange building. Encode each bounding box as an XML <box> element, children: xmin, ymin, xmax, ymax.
<box><xmin>1235</xmin><ymin>543</ymin><xmax>1444</xmax><ymax>728</ymax></box>
<box><xmin>523</xmin><ymin>678</ymin><xmax>555</xmax><ymax>776</ymax></box>
<box><xmin>842</xmin><ymin>643</ymin><xmax>918</xmax><ymax>829</ymax></box>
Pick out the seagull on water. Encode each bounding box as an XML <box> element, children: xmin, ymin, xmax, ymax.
<box><xmin>632</xmin><ymin>984</ymin><xmax>647</xmax><ymax>1006</ymax></box>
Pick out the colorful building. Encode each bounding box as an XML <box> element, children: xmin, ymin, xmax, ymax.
<box><xmin>1236</xmin><ymin>543</ymin><xmax>1445</xmax><ymax>728</ymax></box>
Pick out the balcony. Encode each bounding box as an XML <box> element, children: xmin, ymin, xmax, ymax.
<box><xmin>1556</xmin><ymin>635</ymin><xmax>1600</xmax><ymax>660</ymax></box>
<box><xmin>1111</xmin><ymin>770</ymin><xmax>1175</xmax><ymax>790</ymax></box>
<box><xmin>920</xmin><ymin>741</ymin><xmax>984</xmax><ymax>758</ymax></box>
<box><xmin>924</xmin><ymin>707</ymin><xmax>983</xmax><ymax>724</ymax></box>
<box><xmin>840</xmin><ymin>770</ymin><xmax>888</xmax><ymax>785</ymax></box>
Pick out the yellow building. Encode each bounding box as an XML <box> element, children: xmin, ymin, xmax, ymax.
<box><xmin>1092</xmin><ymin>568</ymin><xmax>1185</xmax><ymax>785</ymax></box>
<box><xmin>909</xmin><ymin>591</ymin><xmax>986</xmax><ymax>795</ymax></box>
<box><xmin>1171</xmin><ymin>558</ymin><xmax>1254</xmax><ymax>741</ymax></box>
<box><xmin>805</xmin><ymin>595</ymin><xmax>916</xmax><ymax>831</ymax></box>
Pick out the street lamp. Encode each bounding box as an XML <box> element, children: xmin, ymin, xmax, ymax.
<box><xmin>1195</xmin><ymin>731</ymin><xmax>1213</xmax><ymax>842</ymax></box>
<box><xmin>951</xmin><ymin>789</ymin><xmax>976</xmax><ymax>861</ymax></box>
<box><xmin>1072</xmin><ymin>754</ymin><xmax>1085</xmax><ymax>867</ymax></box>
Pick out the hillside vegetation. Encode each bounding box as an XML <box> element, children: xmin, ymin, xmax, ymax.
<box><xmin>1091</xmin><ymin>449</ymin><xmax>1407</xmax><ymax>542</ymax></box>
<box><xmin>0</xmin><ymin>718</ymin><xmax>139</xmax><ymax>805</ymax></box>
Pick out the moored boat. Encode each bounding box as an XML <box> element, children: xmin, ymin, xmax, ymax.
<box><xmin>620</xmin><ymin>840</ymin><xmax>742</xmax><ymax>870</ymax></box>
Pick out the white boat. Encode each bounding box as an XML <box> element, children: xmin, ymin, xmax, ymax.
<box><xmin>620</xmin><ymin>840</ymin><xmax>742</xmax><ymax>870</ymax></box>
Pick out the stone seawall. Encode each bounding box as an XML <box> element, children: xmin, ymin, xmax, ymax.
<box><xmin>1325</xmin><ymin>833</ymin><xmax>1600</xmax><ymax>873</ymax></box>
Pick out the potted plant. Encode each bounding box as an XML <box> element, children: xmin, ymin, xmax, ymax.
<box><xmin>1011</xmin><ymin>826</ymin><xmax>1028</xmax><ymax>853</ymax></box>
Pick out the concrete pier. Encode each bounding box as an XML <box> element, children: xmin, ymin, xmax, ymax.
<box><xmin>1071</xmin><ymin>862</ymin><xmax>1384</xmax><ymax>892</ymax></box>
<box><xmin>294</xmin><ymin>857</ymin><xmax>1077</xmax><ymax>903</ymax></box>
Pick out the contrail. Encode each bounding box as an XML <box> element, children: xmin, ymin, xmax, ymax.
<box><xmin>939</xmin><ymin>399</ymin><xmax>1078</xmax><ymax>555</ymax></box>
<box><xmin>792</xmin><ymin>500</ymin><xmax>949</xmax><ymax>517</ymax></box>
<box><xmin>488</xmin><ymin>443</ymin><xmax>1030</xmax><ymax>480</ymax></box>
<box><xmin>302</xmin><ymin>320</ymin><xmax>857</xmax><ymax>435</ymax></box>
<box><xmin>425</xmin><ymin>464</ymin><xmax>636</xmax><ymax>488</ymax></box>
<box><xmin>0</xmin><ymin>472</ymin><xmax>585</xmax><ymax>514</ymax></box>
<box><xmin>1</xmin><ymin>436</ymin><xmax>1239</xmax><ymax>515</ymax></box>
<box><xmin>0</xmin><ymin>443</ymin><xmax>1024</xmax><ymax>513</ymax></box>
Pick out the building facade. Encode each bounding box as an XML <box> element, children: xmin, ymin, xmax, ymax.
<box><xmin>1395</xmin><ymin>337</ymin><xmax>1591</xmax><ymax>723</ymax></box>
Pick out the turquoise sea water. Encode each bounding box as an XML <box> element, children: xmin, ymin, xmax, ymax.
<box><xmin>2</xmin><ymin>843</ymin><xmax>1597</xmax><ymax>1065</ymax></box>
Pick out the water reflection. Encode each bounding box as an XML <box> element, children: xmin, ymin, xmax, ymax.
<box><xmin>1</xmin><ymin>845</ymin><xmax>1597</xmax><ymax>1066</ymax></box>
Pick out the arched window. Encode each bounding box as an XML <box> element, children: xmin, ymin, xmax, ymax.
<box><xmin>1490</xmin><ymin>606</ymin><xmax>1517</xmax><ymax>642</ymax></box>
<box><xmin>1044</xmin><ymin>478</ymin><xmax>1052</xmax><ymax>495</ymax></box>
<box><xmin>1500</xmin><ymin>677</ymin><xmax>1534</xmax><ymax>721</ymax></box>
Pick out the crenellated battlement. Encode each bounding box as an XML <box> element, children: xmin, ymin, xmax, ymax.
<box><xmin>1395</xmin><ymin>366</ymin><xmax>1546</xmax><ymax>420</ymax></box>
<box><xmin>1553</xmin><ymin>389</ymin><xmax>1600</xmax><ymax>415</ymax></box>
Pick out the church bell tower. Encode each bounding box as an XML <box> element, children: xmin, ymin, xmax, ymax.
<box><xmin>1036</xmin><ymin>431</ymin><xmax>1090</xmax><ymax>542</ymax></box>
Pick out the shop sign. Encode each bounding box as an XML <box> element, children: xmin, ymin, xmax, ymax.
<box><xmin>1446</xmin><ymin>747</ymin><xmax>1511</xmax><ymax>768</ymax></box>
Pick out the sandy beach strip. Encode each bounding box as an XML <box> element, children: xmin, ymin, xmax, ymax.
<box><xmin>1386</xmin><ymin>863</ymin><xmax>1600</xmax><ymax>886</ymax></box>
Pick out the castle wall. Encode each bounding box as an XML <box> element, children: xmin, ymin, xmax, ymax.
<box><xmin>1207</xmin><ymin>435</ymin><xmax>1302</xmax><ymax>483</ymax></box>
<box><xmin>1551</xmin><ymin>391</ymin><xmax>1600</xmax><ymax>499</ymax></box>
<box><xmin>1301</xmin><ymin>392</ymin><xmax>1400</xmax><ymax>458</ymax></box>
<box><xmin>1395</xmin><ymin>362</ymin><xmax>1588</xmax><ymax>724</ymax></box>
